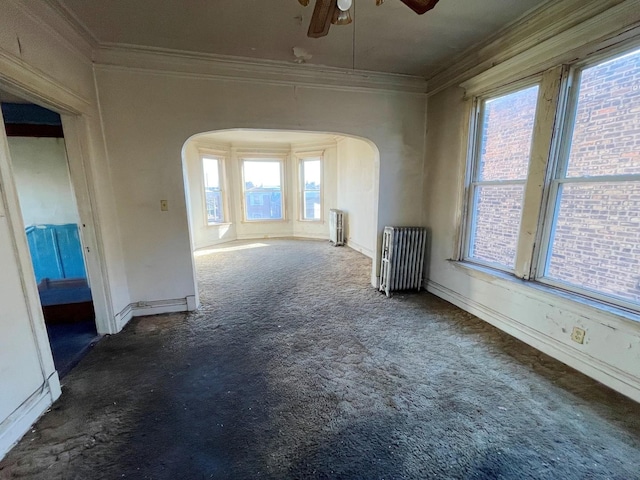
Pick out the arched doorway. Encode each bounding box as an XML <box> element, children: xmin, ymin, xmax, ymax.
<box><xmin>181</xmin><ymin>129</ymin><xmax>381</xmax><ymax>303</ymax></box>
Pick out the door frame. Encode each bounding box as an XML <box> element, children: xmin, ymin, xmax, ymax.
<box><xmin>0</xmin><ymin>63</ymin><xmax>116</xmax><ymax>340</ymax></box>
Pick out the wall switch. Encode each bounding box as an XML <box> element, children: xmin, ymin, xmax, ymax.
<box><xmin>571</xmin><ymin>327</ymin><xmax>586</xmax><ymax>344</ymax></box>
<box><xmin>160</xmin><ymin>200</ymin><xmax>168</xmax><ymax>211</ymax></box>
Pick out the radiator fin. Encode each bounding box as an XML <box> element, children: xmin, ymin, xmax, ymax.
<box><xmin>379</xmin><ymin>226</ymin><xmax>427</xmax><ymax>297</ymax></box>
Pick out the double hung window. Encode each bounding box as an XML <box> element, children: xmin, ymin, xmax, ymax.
<box><xmin>242</xmin><ymin>159</ymin><xmax>284</xmax><ymax>221</ymax></box>
<box><xmin>300</xmin><ymin>157</ymin><xmax>322</xmax><ymax>221</ymax></box>
<box><xmin>464</xmin><ymin>45</ymin><xmax>640</xmax><ymax>311</ymax></box>
<box><xmin>465</xmin><ymin>85</ymin><xmax>539</xmax><ymax>271</ymax></box>
<box><xmin>540</xmin><ymin>48</ymin><xmax>640</xmax><ymax>307</ymax></box>
<box><xmin>202</xmin><ymin>156</ymin><xmax>225</xmax><ymax>224</ymax></box>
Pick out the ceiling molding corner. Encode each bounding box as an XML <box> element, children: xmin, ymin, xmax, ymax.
<box><xmin>11</xmin><ymin>0</ymin><xmax>97</xmax><ymax>61</ymax></box>
<box><xmin>426</xmin><ymin>0</ymin><xmax>638</xmax><ymax>96</ymax></box>
<box><xmin>0</xmin><ymin>48</ymin><xmax>91</xmax><ymax>115</ymax></box>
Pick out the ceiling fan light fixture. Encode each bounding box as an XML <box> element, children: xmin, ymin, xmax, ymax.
<box><xmin>336</xmin><ymin>0</ymin><xmax>352</xmax><ymax>11</ymax></box>
<box><xmin>376</xmin><ymin>0</ymin><xmax>385</xmax><ymax>5</ymax></box>
<box><xmin>298</xmin><ymin>0</ymin><xmax>310</xmax><ymax>5</ymax></box>
<box><xmin>333</xmin><ymin>8</ymin><xmax>352</xmax><ymax>25</ymax></box>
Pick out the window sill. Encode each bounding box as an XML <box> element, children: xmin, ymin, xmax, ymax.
<box><xmin>206</xmin><ymin>222</ymin><xmax>232</xmax><ymax>228</ymax></box>
<box><xmin>448</xmin><ymin>260</ymin><xmax>640</xmax><ymax>329</ymax></box>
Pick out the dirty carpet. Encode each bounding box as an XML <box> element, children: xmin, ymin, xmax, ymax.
<box><xmin>1</xmin><ymin>239</ymin><xmax>639</xmax><ymax>479</ymax></box>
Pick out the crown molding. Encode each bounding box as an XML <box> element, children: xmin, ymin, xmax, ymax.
<box><xmin>191</xmin><ymin>133</ymin><xmax>339</xmax><ymax>152</ymax></box>
<box><xmin>291</xmin><ymin>139</ymin><xmax>337</xmax><ymax>151</ymax></box>
<box><xmin>93</xmin><ymin>44</ymin><xmax>428</xmax><ymax>95</ymax></box>
<box><xmin>12</xmin><ymin>0</ymin><xmax>95</xmax><ymax>61</ymax></box>
<box><xmin>460</xmin><ymin>7</ymin><xmax>640</xmax><ymax>96</ymax></box>
<box><xmin>427</xmin><ymin>0</ymin><xmax>639</xmax><ymax>96</ymax></box>
<box><xmin>193</xmin><ymin>142</ymin><xmax>232</xmax><ymax>155</ymax></box>
<box><xmin>233</xmin><ymin>146</ymin><xmax>292</xmax><ymax>156</ymax></box>
<box><xmin>0</xmin><ymin>49</ymin><xmax>91</xmax><ymax>115</ymax></box>
<box><xmin>43</xmin><ymin>0</ymin><xmax>100</xmax><ymax>50</ymax></box>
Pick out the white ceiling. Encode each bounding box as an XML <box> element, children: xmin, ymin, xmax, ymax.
<box><xmin>57</xmin><ymin>0</ymin><xmax>549</xmax><ymax>77</ymax></box>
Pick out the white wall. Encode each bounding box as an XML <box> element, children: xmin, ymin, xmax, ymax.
<box><xmin>0</xmin><ymin>0</ymin><xmax>131</xmax><ymax>458</ymax></box>
<box><xmin>0</xmin><ymin>118</ymin><xmax>60</xmax><ymax>461</ymax></box>
<box><xmin>94</xmin><ymin>53</ymin><xmax>426</xmax><ymax>294</ymax></box>
<box><xmin>337</xmin><ymin>137</ymin><xmax>377</xmax><ymax>258</ymax></box>
<box><xmin>424</xmin><ymin>2</ymin><xmax>640</xmax><ymax>402</ymax></box>
<box><xmin>0</xmin><ymin>186</ymin><xmax>59</xmax><ymax>455</ymax></box>
<box><xmin>8</xmin><ymin>137</ymin><xmax>79</xmax><ymax>226</ymax></box>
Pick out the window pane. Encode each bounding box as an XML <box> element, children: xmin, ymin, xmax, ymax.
<box><xmin>545</xmin><ymin>182</ymin><xmax>640</xmax><ymax>304</ymax></box>
<box><xmin>469</xmin><ymin>184</ymin><xmax>525</xmax><ymax>268</ymax></box>
<box><xmin>302</xmin><ymin>159</ymin><xmax>321</xmax><ymax>220</ymax></box>
<box><xmin>566</xmin><ymin>48</ymin><xmax>640</xmax><ymax>178</ymax></box>
<box><xmin>243</xmin><ymin>160</ymin><xmax>283</xmax><ymax>221</ymax></box>
<box><xmin>203</xmin><ymin>158</ymin><xmax>223</xmax><ymax>224</ymax></box>
<box><xmin>304</xmin><ymin>191</ymin><xmax>321</xmax><ymax>220</ymax></box>
<box><xmin>478</xmin><ymin>85</ymin><xmax>539</xmax><ymax>181</ymax></box>
<box><xmin>203</xmin><ymin>158</ymin><xmax>220</xmax><ymax>189</ymax></box>
<box><xmin>303</xmin><ymin>159</ymin><xmax>321</xmax><ymax>186</ymax></box>
<box><xmin>206</xmin><ymin>191</ymin><xmax>224</xmax><ymax>223</ymax></box>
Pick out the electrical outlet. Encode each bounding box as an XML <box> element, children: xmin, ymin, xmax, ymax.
<box><xmin>571</xmin><ymin>327</ymin><xmax>585</xmax><ymax>344</ymax></box>
<box><xmin>160</xmin><ymin>200</ymin><xmax>168</xmax><ymax>211</ymax></box>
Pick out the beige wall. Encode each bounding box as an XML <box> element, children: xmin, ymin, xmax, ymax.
<box><xmin>424</xmin><ymin>17</ymin><xmax>640</xmax><ymax>402</ymax></box>
<box><xmin>95</xmin><ymin>63</ymin><xmax>427</xmax><ymax>294</ymax></box>
<box><xmin>337</xmin><ymin>137</ymin><xmax>377</xmax><ymax>258</ymax></box>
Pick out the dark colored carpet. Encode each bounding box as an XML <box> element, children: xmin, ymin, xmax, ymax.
<box><xmin>1</xmin><ymin>239</ymin><xmax>639</xmax><ymax>479</ymax></box>
<box><xmin>46</xmin><ymin>320</ymin><xmax>100</xmax><ymax>378</ymax></box>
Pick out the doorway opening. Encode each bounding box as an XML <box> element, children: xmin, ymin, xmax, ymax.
<box><xmin>0</xmin><ymin>91</ymin><xmax>99</xmax><ymax>377</ymax></box>
<box><xmin>182</xmin><ymin>129</ymin><xmax>381</xmax><ymax>299</ymax></box>
<box><xmin>182</xmin><ymin>129</ymin><xmax>379</xmax><ymax>251</ymax></box>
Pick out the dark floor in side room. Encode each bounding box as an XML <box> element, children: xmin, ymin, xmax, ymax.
<box><xmin>46</xmin><ymin>320</ymin><xmax>100</xmax><ymax>378</ymax></box>
<box><xmin>1</xmin><ymin>239</ymin><xmax>640</xmax><ymax>479</ymax></box>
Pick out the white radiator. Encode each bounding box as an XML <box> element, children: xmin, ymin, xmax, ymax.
<box><xmin>379</xmin><ymin>226</ymin><xmax>427</xmax><ymax>297</ymax></box>
<box><xmin>329</xmin><ymin>209</ymin><xmax>345</xmax><ymax>246</ymax></box>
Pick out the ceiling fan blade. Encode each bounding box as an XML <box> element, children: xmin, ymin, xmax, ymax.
<box><xmin>307</xmin><ymin>0</ymin><xmax>337</xmax><ymax>38</ymax></box>
<box><xmin>399</xmin><ymin>0</ymin><xmax>440</xmax><ymax>15</ymax></box>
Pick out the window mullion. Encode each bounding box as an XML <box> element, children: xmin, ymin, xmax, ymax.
<box><xmin>531</xmin><ymin>66</ymin><xmax>580</xmax><ymax>280</ymax></box>
<box><xmin>514</xmin><ymin>65</ymin><xmax>566</xmax><ymax>280</ymax></box>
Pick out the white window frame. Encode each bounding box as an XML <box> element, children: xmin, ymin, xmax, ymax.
<box><xmin>240</xmin><ymin>156</ymin><xmax>286</xmax><ymax>222</ymax></box>
<box><xmin>200</xmin><ymin>152</ymin><xmax>228</xmax><ymax>226</ymax></box>
<box><xmin>298</xmin><ymin>153</ymin><xmax>324</xmax><ymax>222</ymax></box>
<box><xmin>462</xmin><ymin>80</ymin><xmax>542</xmax><ymax>273</ymax></box>
<box><xmin>534</xmin><ymin>49</ymin><xmax>640</xmax><ymax>312</ymax></box>
<box><xmin>459</xmin><ymin>41</ymin><xmax>640</xmax><ymax>315</ymax></box>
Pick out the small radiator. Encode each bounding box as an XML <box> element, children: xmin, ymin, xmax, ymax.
<box><xmin>379</xmin><ymin>226</ymin><xmax>427</xmax><ymax>297</ymax></box>
<box><xmin>329</xmin><ymin>209</ymin><xmax>345</xmax><ymax>246</ymax></box>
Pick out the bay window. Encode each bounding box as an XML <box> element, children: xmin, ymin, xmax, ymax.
<box><xmin>300</xmin><ymin>157</ymin><xmax>322</xmax><ymax>221</ymax></box>
<box><xmin>202</xmin><ymin>156</ymin><xmax>225</xmax><ymax>224</ymax></box>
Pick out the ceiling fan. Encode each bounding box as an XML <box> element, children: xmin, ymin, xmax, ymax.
<box><xmin>299</xmin><ymin>0</ymin><xmax>440</xmax><ymax>38</ymax></box>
